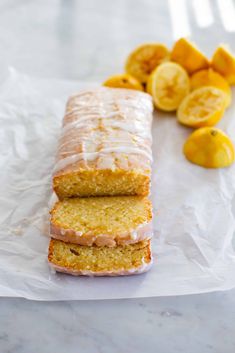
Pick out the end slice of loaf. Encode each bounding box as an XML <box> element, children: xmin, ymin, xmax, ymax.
<box><xmin>53</xmin><ymin>88</ymin><xmax>153</xmax><ymax>199</ymax></box>
<box><xmin>48</xmin><ymin>238</ymin><xmax>152</xmax><ymax>276</ymax></box>
<box><xmin>50</xmin><ymin>196</ymin><xmax>153</xmax><ymax>247</ymax></box>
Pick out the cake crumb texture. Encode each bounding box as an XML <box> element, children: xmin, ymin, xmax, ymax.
<box><xmin>53</xmin><ymin>169</ymin><xmax>150</xmax><ymax>199</ymax></box>
<box><xmin>51</xmin><ymin>196</ymin><xmax>152</xmax><ymax>235</ymax></box>
<box><xmin>48</xmin><ymin>238</ymin><xmax>151</xmax><ymax>273</ymax></box>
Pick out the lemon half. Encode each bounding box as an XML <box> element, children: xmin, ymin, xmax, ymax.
<box><xmin>211</xmin><ymin>45</ymin><xmax>235</xmax><ymax>85</ymax></box>
<box><xmin>103</xmin><ymin>74</ymin><xmax>143</xmax><ymax>91</ymax></box>
<box><xmin>190</xmin><ymin>69</ymin><xmax>231</xmax><ymax>108</ymax></box>
<box><xmin>171</xmin><ymin>38</ymin><xmax>209</xmax><ymax>75</ymax></box>
<box><xmin>125</xmin><ymin>43</ymin><xmax>169</xmax><ymax>84</ymax></box>
<box><xmin>183</xmin><ymin>127</ymin><xmax>235</xmax><ymax>168</ymax></box>
<box><xmin>147</xmin><ymin>62</ymin><xmax>190</xmax><ymax>111</ymax></box>
<box><xmin>177</xmin><ymin>86</ymin><xmax>227</xmax><ymax>128</ymax></box>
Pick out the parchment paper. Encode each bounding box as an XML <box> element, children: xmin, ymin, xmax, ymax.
<box><xmin>0</xmin><ymin>68</ymin><xmax>235</xmax><ymax>300</ymax></box>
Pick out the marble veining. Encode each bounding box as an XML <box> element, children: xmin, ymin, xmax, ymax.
<box><xmin>1</xmin><ymin>292</ymin><xmax>235</xmax><ymax>353</ymax></box>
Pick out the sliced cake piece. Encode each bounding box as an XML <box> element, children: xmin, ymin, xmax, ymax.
<box><xmin>50</xmin><ymin>196</ymin><xmax>153</xmax><ymax>247</ymax></box>
<box><xmin>53</xmin><ymin>88</ymin><xmax>153</xmax><ymax>199</ymax></box>
<box><xmin>48</xmin><ymin>238</ymin><xmax>152</xmax><ymax>276</ymax></box>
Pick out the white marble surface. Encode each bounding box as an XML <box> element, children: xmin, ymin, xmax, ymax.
<box><xmin>1</xmin><ymin>292</ymin><xmax>235</xmax><ymax>353</ymax></box>
<box><xmin>1</xmin><ymin>0</ymin><xmax>235</xmax><ymax>352</ymax></box>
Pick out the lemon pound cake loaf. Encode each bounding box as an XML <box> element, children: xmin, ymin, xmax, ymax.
<box><xmin>50</xmin><ymin>196</ymin><xmax>153</xmax><ymax>247</ymax></box>
<box><xmin>48</xmin><ymin>238</ymin><xmax>152</xmax><ymax>276</ymax></box>
<box><xmin>53</xmin><ymin>88</ymin><xmax>153</xmax><ymax>199</ymax></box>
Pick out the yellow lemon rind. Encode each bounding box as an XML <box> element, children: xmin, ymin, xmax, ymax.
<box><xmin>183</xmin><ymin>127</ymin><xmax>235</xmax><ymax>168</ymax></box>
<box><xmin>103</xmin><ymin>74</ymin><xmax>144</xmax><ymax>91</ymax></box>
<box><xmin>171</xmin><ymin>38</ymin><xmax>209</xmax><ymax>75</ymax></box>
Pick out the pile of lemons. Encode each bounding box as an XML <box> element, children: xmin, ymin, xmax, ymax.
<box><xmin>103</xmin><ymin>38</ymin><xmax>235</xmax><ymax>169</ymax></box>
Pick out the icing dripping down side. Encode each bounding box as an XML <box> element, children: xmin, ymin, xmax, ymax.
<box><xmin>53</xmin><ymin>87</ymin><xmax>153</xmax><ymax>174</ymax></box>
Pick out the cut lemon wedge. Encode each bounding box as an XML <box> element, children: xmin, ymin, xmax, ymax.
<box><xmin>183</xmin><ymin>127</ymin><xmax>235</xmax><ymax>168</ymax></box>
<box><xmin>125</xmin><ymin>43</ymin><xmax>169</xmax><ymax>84</ymax></box>
<box><xmin>103</xmin><ymin>74</ymin><xmax>143</xmax><ymax>91</ymax></box>
<box><xmin>177</xmin><ymin>86</ymin><xmax>226</xmax><ymax>128</ymax></box>
<box><xmin>171</xmin><ymin>38</ymin><xmax>209</xmax><ymax>75</ymax></box>
<box><xmin>190</xmin><ymin>69</ymin><xmax>231</xmax><ymax>108</ymax></box>
<box><xmin>147</xmin><ymin>62</ymin><xmax>190</xmax><ymax>111</ymax></box>
<box><xmin>211</xmin><ymin>45</ymin><xmax>235</xmax><ymax>85</ymax></box>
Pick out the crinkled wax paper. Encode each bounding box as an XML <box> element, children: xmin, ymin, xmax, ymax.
<box><xmin>0</xmin><ymin>69</ymin><xmax>235</xmax><ymax>300</ymax></box>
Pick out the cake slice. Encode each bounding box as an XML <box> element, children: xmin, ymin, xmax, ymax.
<box><xmin>50</xmin><ymin>196</ymin><xmax>153</xmax><ymax>247</ymax></box>
<box><xmin>48</xmin><ymin>238</ymin><xmax>152</xmax><ymax>276</ymax></box>
<box><xmin>53</xmin><ymin>88</ymin><xmax>153</xmax><ymax>199</ymax></box>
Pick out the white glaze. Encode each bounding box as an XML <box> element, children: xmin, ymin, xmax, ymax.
<box><xmin>53</xmin><ymin>88</ymin><xmax>153</xmax><ymax>174</ymax></box>
<box><xmin>60</xmin><ymin>118</ymin><xmax>151</xmax><ymax>140</ymax></box>
<box><xmin>50</xmin><ymin>220</ymin><xmax>153</xmax><ymax>247</ymax></box>
<box><xmin>54</xmin><ymin>147</ymin><xmax>152</xmax><ymax>173</ymax></box>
